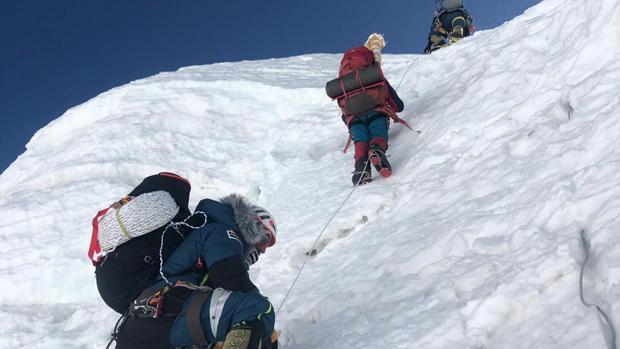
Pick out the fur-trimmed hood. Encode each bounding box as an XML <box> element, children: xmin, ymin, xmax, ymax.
<box><xmin>219</xmin><ymin>194</ymin><xmax>265</xmax><ymax>246</ymax></box>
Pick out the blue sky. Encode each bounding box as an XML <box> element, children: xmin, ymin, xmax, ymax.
<box><xmin>0</xmin><ymin>0</ymin><xmax>541</xmax><ymax>173</ymax></box>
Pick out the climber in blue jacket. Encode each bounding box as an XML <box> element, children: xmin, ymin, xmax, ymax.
<box><xmin>165</xmin><ymin>194</ymin><xmax>278</xmax><ymax>348</ymax></box>
<box><xmin>115</xmin><ymin>194</ymin><xmax>279</xmax><ymax>349</ymax></box>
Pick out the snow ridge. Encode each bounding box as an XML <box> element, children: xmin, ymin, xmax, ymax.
<box><xmin>0</xmin><ymin>0</ymin><xmax>619</xmax><ymax>348</ymax></box>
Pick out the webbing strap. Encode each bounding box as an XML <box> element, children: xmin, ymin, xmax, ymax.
<box><xmin>187</xmin><ymin>290</ymin><xmax>213</xmax><ymax>346</ymax></box>
<box><xmin>342</xmin><ymin>135</ymin><xmax>352</xmax><ymax>153</ymax></box>
<box><xmin>88</xmin><ymin>207</ymin><xmax>110</xmax><ymax>265</ymax></box>
<box><xmin>209</xmin><ymin>288</ymin><xmax>232</xmax><ymax>339</ymax></box>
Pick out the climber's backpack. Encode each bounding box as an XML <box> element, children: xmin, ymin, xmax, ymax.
<box><xmin>89</xmin><ymin>172</ymin><xmax>195</xmax><ymax>314</ymax></box>
<box><xmin>436</xmin><ymin>0</ymin><xmax>464</xmax><ymax>12</ymax></box>
<box><xmin>325</xmin><ymin>46</ymin><xmax>397</xmax><ymax>120</ymax></box>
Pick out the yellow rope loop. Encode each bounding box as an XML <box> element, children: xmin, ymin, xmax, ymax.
<box><xmin>114</xmin><ymin>208</ymin><xmax>133</xmax><ymax>240</ymax></box>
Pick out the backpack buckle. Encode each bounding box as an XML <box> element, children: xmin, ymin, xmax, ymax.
<box><xmin>144</xmin><ymin>255</ymin><xmax>155</xmax><ymax>265</ymax></box>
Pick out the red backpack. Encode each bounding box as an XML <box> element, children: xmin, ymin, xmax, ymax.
<box><xmin>326</xmin><ymin>46</ymin><xmax>412</xmax><ymax>152</ymax></box>
<box><xmin>339</xmin><ymin>46</ymin><xmax>375</xmax><ymax>76</ymax></box>
<box><xmin>329</xmin><ymin>47</ymin><xmax>398</xmax><ymax>123</ymax></box>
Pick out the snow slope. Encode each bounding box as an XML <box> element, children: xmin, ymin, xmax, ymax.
<box><xmin>1</xmin><ymin>0</ymin><xmax>619</xmax><ymax>347</ymax></box>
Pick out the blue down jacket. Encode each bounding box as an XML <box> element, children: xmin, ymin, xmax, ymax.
<box><xmin>156</xmin><ymin>195</ymin><xmax>275</xmax><ymax>346</ymax></box>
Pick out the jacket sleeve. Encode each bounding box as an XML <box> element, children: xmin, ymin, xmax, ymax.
<box><xmin>207</xmin><ymin>254</ymin><xmax>257</xmax><ymax>292</ymax></box>
<box><xmin>387</xmin><ymin>82</ymin><xmax>405</xmax><ymax>112</ymax></box>
<box><xmin>162</xmin><ymin>224</ymin><xmax>257</xmax><ymax>292</ymax></box>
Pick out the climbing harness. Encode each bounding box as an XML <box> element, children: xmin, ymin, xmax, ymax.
<box><xmin>104</xmin><ymin>211</ymin><xmax>209</xmax><ymax>348</ymax></box>
<box><xmin>106</xmin><ymin>279</ymin><xmax>213</xmax><ymax>348</ymax></box>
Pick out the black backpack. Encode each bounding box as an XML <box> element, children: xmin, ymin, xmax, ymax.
<box><xmin>92</xmin><ymin>172</ymin><xmax>192</xmax><ymax>314</ymax></box>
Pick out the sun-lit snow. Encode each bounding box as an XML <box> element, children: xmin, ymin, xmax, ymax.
<box><xmin>1</xmin><ymin>0</ymin><xmax>619</xmax><ymax>348</ymax></box>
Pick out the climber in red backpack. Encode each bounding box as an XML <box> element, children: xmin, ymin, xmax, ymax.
<box><xmin>326</xmin><ymin>34</ymin><xmax>405</xmax><ymax>185</ymax></box>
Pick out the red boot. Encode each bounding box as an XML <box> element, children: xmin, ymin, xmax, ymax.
<box><xmin>368</xmin><ymin>144</ymin><xmax>392</xmax><ymax>178</ymax></box>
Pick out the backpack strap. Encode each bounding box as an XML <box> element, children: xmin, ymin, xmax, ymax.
<box><xmin>380</xmin><ymin>103</ymin><xmax>413</xmax><ymax>131</ymax></box>
<box><xmin>342</xmin><ymin>135</ymin><xmax>352</xmax><ymax>154</ymax></box>
<box><xmin>187</xmin><ymin>289</ymin><xmax>214</xmax><ymax>346</ymax></box>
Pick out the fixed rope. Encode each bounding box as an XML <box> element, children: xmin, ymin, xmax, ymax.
<box><xmin>579</xmin><ymin>229</ymin><xmax>617</xmax><ymax>349</ymax></box>
<box><xmin>276</xmin><ymin>159</ymin><xmax>370</xmax><ymax>314</ymax></box>
<box><xmin>394</xmin><ymin>58</ymin><xmax>416</xmax><ymax>92</ymax></box>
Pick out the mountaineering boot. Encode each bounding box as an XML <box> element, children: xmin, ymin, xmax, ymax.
<box><xmin>448</xmin><ymin>16</ymin><xmax>466</xmax><ymax>44</ymax></box>
<box><xmin>448</xmin><ymin>25</ymin><xmax>464</xmax><ymax>44</ymax></box>
<box><xmin>222</xmin><ymin>320</ymin><xmax>265</xmax><ymax>349</ymax></box>
<box><xmin>451</xmin><ymin>25</ymin><xmax>464</xmax><ymax>39</ymax></box>
<box><xmin>352</xmin><ymin>156</ymin><xmax>372</xmax><ymax>185</ymax></box>
<box><xmin>368</xmin><ymin>145</ymin><xmax>392</xmax><ymax>178</ymax></box>
<box><xmin>429</xmin><ymin>33</ymin><xmax>446</xmax><ymax>52</ymax></box>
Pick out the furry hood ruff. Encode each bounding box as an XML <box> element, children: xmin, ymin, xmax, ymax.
<box><xmin>220</xmin><ymin>194</ymin><xmax>264</xmax><ymax>246</ymax></box>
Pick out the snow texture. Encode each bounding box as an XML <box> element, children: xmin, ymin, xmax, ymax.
<box><xmin>1</xmin><ymin>0</ymin><xmax>619</xmax><ymax>347</ymax></box>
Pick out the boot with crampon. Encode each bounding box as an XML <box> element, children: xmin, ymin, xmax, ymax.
<box><xmin>368</xmin><ymin>144</ymin><xmax>392</xmax><ymax>178</ymax></box>
<box><xmin>352</xmin><ymin>156</ymin><xmax>372</xmax><ymax>185</ymax></box>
